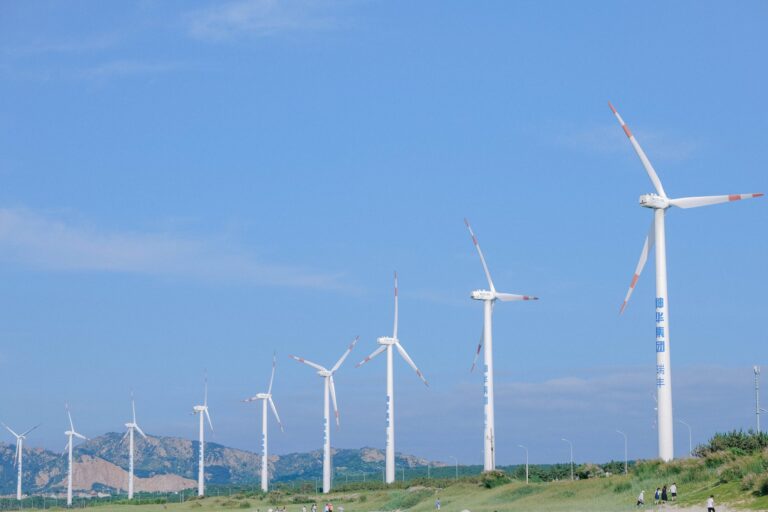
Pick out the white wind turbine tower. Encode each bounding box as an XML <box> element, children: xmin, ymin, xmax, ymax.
<box><xmin>2</xmin><ymin>422</ymin><xmax>40</xmax><ymax>500</ymax></box>
<box><xmin>243</xmin><ymin>354</ymin><xmax>284</xmax><ymax>492</ymax></box>
<box><xmin>64</xmin><ymin>406</ymin><xmax>87</xmax><ymax>507</ymax></box>
<box><xmin>356</xmin><ymin>272</ymin><xmax>429</xmax><ymax>484</ymax></box>
<box><xmin>610</xmin><ymin>101</ymin><xmax>763</xmax><ymax>461</ymax></box>
<box><xmin>290</xmin><ymin>337</ymin><xmax>358</xmax><ymax>494</ymax></box>
<box><xmin>123</xmin><ymin>395</ymin><xmax>147</xmax><ymax>500</ymax></box>
<box><xmin>192</xmin><ymin>376</ymin><xmax>214</xmax><ymax>497</ymax></box>
<box><xmin>464</xmin><ymin>219</ymin><xmax>538</xmax><ymax>471</ymax></box>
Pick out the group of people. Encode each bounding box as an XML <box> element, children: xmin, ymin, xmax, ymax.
<box><xmin>636</xmin><ymin>482</ymin><xmax>678</xmax><ymax>507</ymax></box>
<box><xmin>636</xmin><ymin>484</ymin><xmax>716</xmax><ymax>511</ymax></box>
<box><xmin>301</xmin><ymin>503</ymin><xmax>342</xmax><ymax>512</ymax></box>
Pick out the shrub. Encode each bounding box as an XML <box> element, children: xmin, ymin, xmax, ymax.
<box><xmin>480</xmin><ymin>470</ymin><xmax>512</xmax><ymax>489</ymax></box>
<box><xmin>358</xmin><ymin>495</ymin><xmax>367</xmax><ymax>503</ymax></box>
<box><xmin>613</xmin><ymin>481</ymin><xmax>632</xmax><ymax>494</ymax></box>
<box><xmin>239</xmin><ymin>502</ymin><xmax>252</xmax><ymax>508</ymax></box>
<box><xmin>741</xmin><ymin>473</ymin><xmax>758</xmax><ymax>491</ymax></box>
<box><xmin>756</xmin><ymin>475</ymin><xmax>768</xmax><ymax>497</ymax></box>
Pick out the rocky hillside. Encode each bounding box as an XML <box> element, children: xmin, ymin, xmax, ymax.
<box><xmin>0</xmin><ymin>434</ymin><xmax>436</xmax><ymax>495</ymax></box>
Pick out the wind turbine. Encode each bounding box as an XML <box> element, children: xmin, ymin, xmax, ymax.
<box><xmin>609</xmin><ymin>101</ymin><xmax>763</xmax><ymax>461</ymax></box>
<box><xmin>243</xmin><ymin>354</ymin><xmax>284</xmax><ymax>492</ymax></box>
<box><xmin>64</xmin><ymin>406</ymin><xmax>87</xmax><ymax>507</ymax></box>
<box><xmin>122</xmin><ymin>394</ymin><xmax>147</xmax><ymax>500</ymax></box>
<box><xmin>464</xmin><ymin>219</ymin><xmax>538</xmax><ymax>471</ymax></box>
<box><xmin>192</xmin><ymin>375</ymin><xmax>214</xmax><ymax>497</ymax></box>
<box><xmin>2</xmin><ymin>422</ymin><xmax>39</xmax><ymax>500</ymax></box>
<box><xmin>290</xmin><ymin>337</ymin><xmax>358</xmax><ymax>494</ymax></box>
<box><xmin>356</xmin><ymin>272</ymin><xmax>429</xmax><ymax>484</ymax></box>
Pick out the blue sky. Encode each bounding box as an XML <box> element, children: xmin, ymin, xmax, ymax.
<box><xmin>0</xmin><ymin>0</ymin><xmax>766</xmax><ymax>467</ymax></box>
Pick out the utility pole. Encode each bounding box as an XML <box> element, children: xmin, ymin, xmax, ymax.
<box><xmin>755</xmin><ymin>366</ymin><xmax>761</xmax><ymax>434</ymax></box>
<box><xmin>616</xmin><ymin>430</ymin><xmax>628</xmax><ymax>475</ymax></box>
<box><xmin>518</xmin><ymin>445</ymin><xmax>529</xmax><ymax>484</ymax></box>
<box><xmin>561</xmin><ymin>438</ymin><xmax>574</xmax><ymax>480</ymax></box>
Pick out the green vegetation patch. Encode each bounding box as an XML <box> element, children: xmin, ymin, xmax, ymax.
<box><xmin>382</xmin><ymin>489</ymin><xmax>434</xmax><ymax>510</ymax></box>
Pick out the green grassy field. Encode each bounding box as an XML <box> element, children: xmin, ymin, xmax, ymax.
<box><xmin>46</xmin><ymin>471</ymin><xmax>768</xmax><ymax>512</ymax></box>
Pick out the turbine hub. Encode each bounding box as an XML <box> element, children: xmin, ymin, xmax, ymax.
<box><xmin>639</xmin><ymin>193</ymin><xmax>668</xmax><ymax>209</ymax></box>
<box><xmin>256</xmin><ymin>393</ymin><xmax>270</xmax><ymax>399</ymax></box>
<box><xmin>470</xmin><ymin>290</ymin><xmax>495</xmax><ymax>301</ymax></box>
<box><xmin>193</xmin><ymin>405</ymin><xmax>206</xmax><ymax>412</ymax></box>
<box><xmin>318</xmin><ymin>370</ymin><xmax>332</xmax><ymax>377</ymax></box>
<box><xmin>377</xmin><ymin>336</ymin><xmax>396</xmax><ymax>346</ymax></box>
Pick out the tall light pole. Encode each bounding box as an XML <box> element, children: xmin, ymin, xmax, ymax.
<box><xmin>561</xmin><ymin>438</ymin><xmax>574</xmax><ymax>481</ymax></box>
<box><xmin>755</xmin><ymin>366</ymin><xmax>761</xmax><ymax>434</ymax></box>
<box><xmin>677</xmin><ymin>420</ymin><xmax>692</xmax><ymax>457</ymax></box>
<box><xmin>518</xmin><ymin>445</ymin><xmax>529</xmax><ymax>484</ymax></box>
<box><xmin>449</xmin><ymin>456</ymin><xmax>458</xmax><ymax>480</ymax></box>
<box><xmin>615</xmin><ymin>430</ymin><xmax>628</xmax><ymax>475</ymax></box>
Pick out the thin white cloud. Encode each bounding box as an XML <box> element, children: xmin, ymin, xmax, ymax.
<box><xmin>558</xmin><ymin>123</ymin><xmax>698</xmax><ymax>162</ymax></box>
<box><xmin>0</xmin><ymin>208</ymin><xmax>347</xmax><ymax>290</ymax></box>
<box><xmin>185</xmin><ymin>0</ymin><xmax>341</xmax><ymax>41</ymax></box>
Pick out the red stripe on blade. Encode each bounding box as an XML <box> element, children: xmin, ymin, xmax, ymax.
<box><xmin>622</xmin><ymin>125</ymin><xmax>633</xmax><ymax>138</ymax></box>
<box><xmin>729</xmin><ymin>194</ymin><xmax>741</xmax><ymax>201</ymax></box>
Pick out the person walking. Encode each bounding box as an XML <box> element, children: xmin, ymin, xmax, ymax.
<box><xmin>670</xmin><ymin>482</ymin><xmax>677</xmax><ymax>501</ymax></box>
<box><xmin>654</xmin><ymin>488</ymin><xmax>661</xmax><ymax>505</ymax></box>
<box><xmin>311</xmin><ymin>504</ymin><xmax>317</xmax><ymax>512</ymax></box>
<box><xmin>661</xmin><ymin>485</ymin><xmax>668</xmax><ymax>503</ymax></box>
<box><xmin>435</xmin><ymin>498</ymin><xmax>441</xmax><ymax>510</ymax></box>
<box><xmin>636</xmin><ymin>490</ymin><xmax>645</xmax><ymax>507</ymax></box>
<box><xmin>707</xmin><ymin>495</ymin><xmax>716</xmax><ymax>512</ymax></box>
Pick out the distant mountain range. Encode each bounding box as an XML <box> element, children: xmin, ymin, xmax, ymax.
<box><xmin>0</xmin><ymin>433</ymin><xmax>437</xmax><ymax>496</ymax></box>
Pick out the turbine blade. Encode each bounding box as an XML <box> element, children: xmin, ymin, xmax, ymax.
<box><xmin>470</xmin><ymin>326</ymin><xmax>483</xmax><ymax>373</ymax></box>
<box><xmin>205</xmin><ymin>408</ymin><xmax>214</xmax><ymax>433</ymax></box>
<box><xmin>132</xmin><ymin>398</ymin><xmax>137</xmax><ymax>424</ymax></box>
<box><xmin>73</xmin><ymin>432</ymin><xmax>87</xmax><ymax>440</ymax></box>
<box><xmin>608</xmin><ymin>102</ymin><xmax>667</xmax><ymax>198</ymax></box>
<box><xmin>268</xmin><ymin>397</ymin><xmax>284</xmax><ymax>432</ymax></box>
<box><xmin>267</xmin><ymin>352</ymin><xmax>277</xmax><ymax>395</ymax></box>
<box><xmin>121</xmin><ymin>430</ymin><xmax>129</xmax><ymax>443</ymax></box>
<box><xmin>620</xmin><ymin>217</ymin><xmax>656</xmax><ymax>314</ymax></box>
<box><xmin>393</xmin><ymin>271</ymin><xmax>399</xmax><ymax>339</ymax></box>
<box><xmin>328</xmin><ymin>376</ymin><xmax>340</xmax><ymax>427</ymax></box>
<box><xmin>204</xmin><ymin>373</ymin><xmax>208</xmax><ymax>407</ymax></box>
<box><xmin>494</xmin><ymin>292</ymin><xmax>538</xmax><ymax>302</ymax></box>
<box><xmin>464</xmin><ymin>218</ymin><xmax>496</xmax><ymax>292</ymax></box>
<box><xmin>394</xmin><ymin>342</ymin><xmax>429</xmax><ymax>387</ymax></box>
<box><xmin>288</xmin><ymin>355</ymin><xmax>326</xmax><ymax>373</ymax></box>
<box><xmin>2</xmin><ymin>423</ymin><xmax>20</xmax><ymax>438</ymax></box>
<box><xmin>21</xmin><ymin>424</ymin><xmax>40</xmax><ymax>437</ymax></box>
<box><xmin>242</xmin><ymin>396</ymin><xmax>260</xmax><ymax>403</ymax></box>
<box><xmin>669</xmin><ymin>193</ymin><xmax>764</xmax><ymax>209</ymax></box>
<box><xmin>67</xmin><ymin>407</ymin><xmax>75</xmax><ymax>432</ymax></box>
<box><xmin>355</xmin><ymin>345</ymin><xmax>386</xmax><ymax>368</ymax></box>
<box><xmin>135</xmin><ymin>424</ymin><xmax>147</xmax><ymax>439</ymax></box>
<box><xmin>331</xmin><ymin>336</ymin><xmax>359</xmax><ymax>373</ymax></box>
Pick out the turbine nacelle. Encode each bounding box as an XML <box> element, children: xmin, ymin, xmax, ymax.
<box><xmin>193</xmin><ymin>405</ymin><xmax>206</xmax><ymax>413</ymax></box>
<box><xmin>470</xmin><ymin>289</ymin><xmax>495</xmax><ymax>301</ymax></box>
<box><xmin>376</xmin><ymin>336</ymin><xmax>397</xmax><ymax>346</ymax></box>
<box><xmin>318</xmin><ymin>369</ymin><xmax>332</xmax><ymax>377</ymax></box>
<box><xmin>639</xmin><ymin>194</ymin><xmax>669</xmax><ymax>209</ymax></box>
